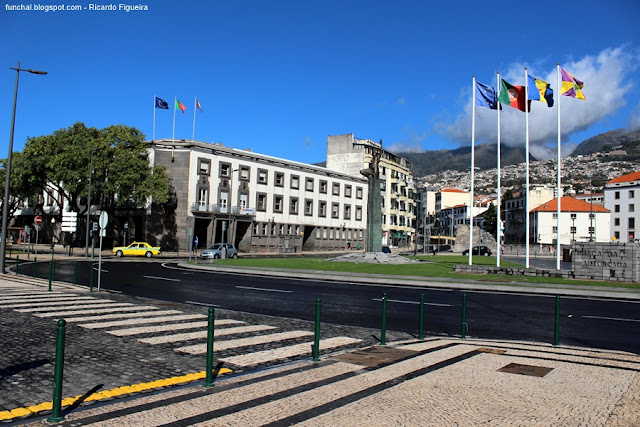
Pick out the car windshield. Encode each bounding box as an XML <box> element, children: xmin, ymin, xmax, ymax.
<box><xmin>207</xmin><ymin>244</ymin><xmax>222</xmax><ymax>250</ymax></box>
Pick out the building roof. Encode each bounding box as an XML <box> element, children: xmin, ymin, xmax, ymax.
<box><xmin>607</xmin><ymin>171</ymin><xmax>640</xmax><ymax>184</ymax></box>
<box><xmin>440</xmin><ymin>188</ymin><xmax>467</xmax><ymax>193</ymax></box>
<box><xmin>530</xmin><ymin>197</ymin><xmax>610</xmax><ymax>213</ymax></box>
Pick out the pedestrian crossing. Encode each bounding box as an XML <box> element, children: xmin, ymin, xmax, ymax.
<box><xmin>0</xmin><ymin>280</ymin><xmax>364</xmax><ymax>369</ymax></box>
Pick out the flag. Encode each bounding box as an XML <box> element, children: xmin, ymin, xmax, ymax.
<box><xmin>560</xmin><ymin>67</ymin><xmax>586</xmax><ymax>100</ymax></box>
<box><xmin>498</xmin><ymin>79</ymin><xmax>526</xmax><ymax>112</ymax></box>
<box><xmin>527</xmin><ymin>75</ymin><xmax>554</xmax><ymax>107</ymax></box>
<box><xmin>175</xmin><ymin>99</ymin><xmax>187</xmax><ymax>114</ymax></box>
<box><xmin>475</xmin><ymin>81</ymin><xmax>498</xmax><ymax>109</ymax></box>
<box><xmin>155</xmin><ymin>97</ymin><xmax>169</xmax><ymax>109</ymax></box>
<box><xmin>196</xmin><ymin>98</ymin><xmax>203</xmax><ymax>112</ymax></box>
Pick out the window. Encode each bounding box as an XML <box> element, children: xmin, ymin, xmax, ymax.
<box><xmin>614</xmin><ymin>218</ymin><xmax>620</xmax><ymax>226</ymax></box>
<box><xmin>220</xmin><ymin>162</ymin><xmax>231</xmax><ymax>177</ymax></box>
<box><xmin>256</xmin><ymin>193</ymin><xmax>267</xmax><ymax>211</ymax></box>
<box><xmin>318</xmin><ymin>201</ymin><xmax>327</xmax><ymax>217</ymax></box>
<box><xmin>261</xmin><ymin>223</ymin><xmax>268</xmax><ymax>235</ymax></box>
<box><xmin>274</xmin><ymin>195</ymin><xmax>283</xmax><ymax>213</ymax></box>
<box><xmin>197</xmin><ymin>188</ymin><xmax>208</xmax><ymax>210</ymax></box>
<box><xmin>615</xmin><ymin>205</ymin><xmax>620</xmax><ymax>213</ymax></box>
<box><xmin>258</xmin><ymin>169</ymin><xmax>268</xmax><ymax>184</ymax></box>
<box><xmin>630</xmin><ymin>190</ymin><xmax>635</xmax><ymax>198</ymax></box>
<box><xmin>271</xmin><ymin>223</ymin><xmax>277</xmax><ymax>236</ymax></box>
<box><xmin>630</xmin><ymin>204</ymin><xmax>635</xmax><ymax>213</ymax></box>
<box><xmin>332</xmin><ymin>203</ymin><xmax>340</xmax><ymax>219</ymax></box>
<box><xmin>290</xmin><ymin>175</ymin><xmax>300</xmax><ymax>189</ymax></box>
<box><xmin>239</xmin><ymin>166</ymin><xmax>250</xmax><ymax>181</ymax></box>
<box><xmin>588</xmin><ymin>226</ymin><xmax>594</xmax><ymax>234</ymax></box>
<box><xmin>253</xmin><ymin>222</ymin><xmax>260</xmax><ymax>235</ymax></box>
<box><xmin>290</xmin><ymin>197</ymin><xmax>299</xmax><ymax>214</ymax></box>
<box><xmin>615</xmin><ymin>231</ymin><xmax>620</xmax><ymax>239</ymax></box>
<box><xmin>279</xmin><ymin>224</ymin><xmax>285</xmax><ymax>235</ymax></box>
<box><xmin>332</xmin><ymin>183</ymin><xmax>340</xmax><ymax>196</ymax></box>
<box><xmin>570</xmin><ymin>213</ymin><xmax>577</xmax><ymax>219</ymax></box>
<box><xmin>319</xmin><ymin>180</ymin><xmax>327</xmax><ymax>194</ymax></box>
<box><xmin>356</xmin><ymin>187</ymin><xmax>363</xmax><ymax>199</ymax></box>
<box><xmin>275</xmin><ymin>172</ymin><xmax>285</xmax><ymax>187</ymax></box>
<box><xmin>198</xmin><ymin>159</ymin><xmax>210</xmax><ymax>175</ymax></box>
<box><xmin>305</xmin><ymin>178</ymin><xmax>314</xmax><ymax>191</ymax></box>
<box><xmin>629</xmin><ymin>218</ymin><xmax>635</xmax><ymax>229</ymax></box>
<box><xmin>615</xmin><ymin>191</ymin><xmax>620</xmax><ymax>199</ymax></box>
<box><xmin>305</xmin><ymin>199</ymin><xmax>313</xmax><ymax>216</ymax></box>
<box><xmin>219</xmin><ymin>190</ymin><xmax>228</xmax><ymax>211</ymax></box>
<box><xmin>552</xmin><ymin>226</ymin><xmax>557</xmax><ymax>233</ymax></box>
<box><xmin>356</xmin><ymin>206</ymin><xmax>362</xmax><ymax>221</ymax></box>
<box><xmin>345</xmin><ymin>185</ymin><xmax>352</xmax><ymax>197</ymax></box>
<box><xmin>344</xmin><ymin>204</ymin><xmax>351</xmax><ymax>220</ymax></box>
<box><xmin>570</xmin><ymin>226</ymin><xmax>577</xmax><ymax>234</ymax></box>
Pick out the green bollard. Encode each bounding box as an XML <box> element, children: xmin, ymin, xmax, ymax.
<box><xmin>33</xmin><ymin>257</ymin><xmax>37</xmax><ymax>278</ymax></box>
<box><xmin>204</xmin><ymin>307</ymin><xmax>215</xmax><ymax>387</ymax></box>
<box><xmin>461</xmin><ymin>293</ymin><xmax>467</xmax><ymax>339</ymax></box>
<box><xmin>380</xmin><ymin>293</ymin><xmax>387</xmax><ymax>346</ymax></box>
<box><xmin>15</xmin><ymin>255</ymin><xmax>19</xmax><ymax>275</ymax></box>
<box><xmin>89</xmin><ymin>265</ymin><xmax>94</xmax><ymax>293</ymax></box>
<box><xmin>312</xmin><ymin>298</ymin><xmax>321</xmax><ymax>362</ymax></box>
<box><xmin>418</xmin><ymin>293</ymin><xmax>425</xmax><ymax>341</ymax></box>
<box><xmin>52</xmin><ymin>259</ymin><xmax>56</xmax><ymax>283</ymax></box>
<box><xmin>554</xmin><ymin>296</ymin><xmax>560</xmax><ymax>346</ymax></box>
<box><xmin>73</xmin><ymin>261</ymin><xmax>77</xmax><ymax>285</ymax></box>
<box><xmin>48</xmin><ymin>262</ymin><xmax>53</xmax><ymax>292</ymax></box>
<box><xmin>47</xmin><ymin>319</ymin><xmax>66</xmax><ymax>423</ymax></box>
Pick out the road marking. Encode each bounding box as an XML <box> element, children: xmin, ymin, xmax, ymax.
<box><xmin>108</xmin><ymin>319</ymin><xmax>244</xmax><ymax>336</ymax></box>
<box><xmin>372</xmin><ymin>298</ymin><xmax>452</xmax><ymax>307</ymax></box>
<box><xmin>236</xmin><ymin>286</ymin><xmax>292</xmax><ymax>293</ymax></box>
<box><xmin>176</xmin><ymin>330</ymin><xmax>314</xmax><ymax>354</ymax></box>
<box><xmin>138</xmin><ymin>324</ymin><xmax>277</xmax><ymax>344</ymax></box>
<box><xmin>143</xmin><ymin>275</ymin><xmax>181</xmax><ymax>282</ymax></box>
<box><xmin>185</xmin><ymin>300</ymin><xmax>219</xmax><ymax>308</ymax></box>
<box><xmin>79</xmin><ymin>314</ymin><xmax>206</xmax><ymax>329</ymax></box>
<box><xmin>582</xmin><ymin>315</ymin><xmax>640</xmax><ymax>323</ymax></box>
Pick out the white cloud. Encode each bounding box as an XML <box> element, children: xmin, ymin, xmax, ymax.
<box><xmin>387</xmin><ymin>131</ymin><xmax>430</xmax><ymax>153</ymax></box>
<box><xmin>396</xmin><ymin>97</ymin><xmax>406</xmax><ymax>105</ymax></box>
<box><xmin>629</xmin><ymin>102</ymin><xmax>640</xmax><ymax>130</ymax></box>
<box><xmin>439</xmin><ymin>46</ymin><xmax>640</xmax><ymax>158</ymax></box>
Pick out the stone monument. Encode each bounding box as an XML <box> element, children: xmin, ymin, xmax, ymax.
<box><xmin>357</xmin><ymin>139</ymin><xmax>383</xmax><ymax>252</ymax></box>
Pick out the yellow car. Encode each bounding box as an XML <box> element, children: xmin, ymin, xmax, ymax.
<box><xmin>112</xmin><ymin>242</ymin><xmax>161</xmax><ymax>258</ymax></box>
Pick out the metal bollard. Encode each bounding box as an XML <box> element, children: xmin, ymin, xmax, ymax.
<box><xmin>205</xmin><ymin>307</ymin><xmax>215</xmax><ymax>387</ymax></box>
<box><xmin>47</xmin><ymin>319</ymin><xmax>66</xmax><ymax>422</ymax></box>
<box><xmin>48</xmin><ymin>262</ymin><xmax>53</xmax><ymax>292</ymax></box>
<box><xmin>418</xmin><ymin>293</ymin><xmax>425</xmax><ymax>341</ymax></box>
<box><xmin>380</xmin><ymin>293</ymin><xmax>387</xmax><ymax>345</ymax></box>
<box><xmin>312</xmin><ymin>298</ymin><xmax>321</xmax><ymax>362</ymax></box>
<box><xmin>33</xmin><ymin>257</ymin><xmax>37</xmax><ymax>278</ymax></box>
<box><xmin>15</xmin><ymin>255</ymin><xmax>19</xmax><ymax>275</ymax></box>
<box><xmin>89</xmin><ymin>264</ymin><xmax>94</xmax><ymax>293</ymax></box>
<box><xmin>554</xmin><ymin>296</ymin><xmax>560</xmax><ymax>346</ymax></box>
<box><xmin>52</xmin><ymin>259</ymin><xmax>56</xmax><ymax>282</ymax></box>
<box><xmin>73</xmin><ymin>261</ymin><xmax>78</xmax><ymax>285</ymax></box>
<box><xmin>461</xmin><ymin>293</ymin><xmax>467</xmax><ymax>339</ymax></box>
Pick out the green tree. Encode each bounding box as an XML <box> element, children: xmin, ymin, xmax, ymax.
<box><xmin>483</xmin><ymin>203</ymin><xmax>497</xmax><ymax>238</ymax></box>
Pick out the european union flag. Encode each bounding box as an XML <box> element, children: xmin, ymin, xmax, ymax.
<box><xmin>475</xmin><ymin>81</ymin><xmax>498</xmax><ymax>110</ymax></box>
<box><xmin>155</xmin><ymin>96</ymin><xmax>169</xmax><ymax>109</ymax></box>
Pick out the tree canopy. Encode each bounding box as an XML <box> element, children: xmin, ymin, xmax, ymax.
<box><xmin>13</xmin><ymin>122</ymin><xmax>169</xmax><ymax>215</ymax></box>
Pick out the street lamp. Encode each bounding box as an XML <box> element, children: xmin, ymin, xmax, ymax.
<box><xmin>1</xmin><ymin>62</ymin><xmax>47</xmax><ymax>273</ymax></box>
<box><xmin>84</xmin><ymin>149</ymin><xmax>95</xmax><ymax>257</ymax></box>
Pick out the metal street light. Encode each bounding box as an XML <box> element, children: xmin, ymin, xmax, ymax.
<box><xmin>84</xmin><ymin>149</ymin><xmax>95</xmax><ymax>257</ymax></box>
<box><xmin>1</xmin><ymin>62</ymin><xmax>47</xmax><ymax>273</ymax></box>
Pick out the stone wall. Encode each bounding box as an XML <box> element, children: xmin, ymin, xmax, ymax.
<box><xmin>453</xmin><ymin>225</ymin><xmax>497</xmax><ymax>253</ymax></box>
<box><xmin>572</xmin><ymin>242</ymin><xmax>640</xmax><ymax>282</ymax></box>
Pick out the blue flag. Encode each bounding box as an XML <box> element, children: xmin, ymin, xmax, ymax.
<box><xmin>155</xmin><ymin>96</ymin><xmax>169</xmax><ymax>109</ymax></box>
<box><xmin>475</xmin><ymin>81</ymin><xmax>498</xmax><ymax>109</ymax></box>
<box><xmin>527</xmin><ymin>75</ymin><xmax>554</xmax><ymax>107</ymax></box>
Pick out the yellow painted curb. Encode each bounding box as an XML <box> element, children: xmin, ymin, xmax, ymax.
<box><xmin>0</xmin><ymin>368</ymin><xmax>232</xmax><ymax>421</ymax></box>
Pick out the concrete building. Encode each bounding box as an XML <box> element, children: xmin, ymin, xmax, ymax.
<box><xmin>604</xmin><ymin>171</ymin><xmax>640</xmax><ymax>242</ymax></box>
<box><xmin>504</xmin><ymin>184</ymin><xmax>556</xmax><ymax>243</ymax></box>
<box><xmin>531</xmin><ymin>197</ymin><xmax>610</xmax><ymax>245</ymax></box>
<box><xmin>326</xmin><ymin>134</ymin><xmax>416</xmax><ymax>247</ymax></box>
<box><xmin>148</xmin><ymin>139</ymin><xmax>368</xmax><ymax>253</ymax></box>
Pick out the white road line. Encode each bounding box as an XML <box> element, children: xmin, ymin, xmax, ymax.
<box><xmin>0</xmin><ymin>293</ymin><xmax>67</xmax><ymax>301</ymax></box>
<box><xmin>582</xmin><ymin>315</ymin><xmax>640</xmax><ymax>323</ymax></box>
<box><xmin>138</xmin><ymin>324</ymin><xmax>277</xmax><ymax>344</ymax></box>
<box><xmin>0</xmin><ymin>297</ymin><xmax>102</xmax><ymax>308</ymax></box>
<box><xmin>220</xmin><ymin>336</ymin><xmax>363</xmax><ymax>367</ymax></box>
<box><xmin>63</xmin><ymin>309</ymin><xmax>182</xmax><ymax>322</ymax></box>
<box><xmin>236</xmin><ymin>286</ymin><xmax>292</xmax><ymax>293</ymax></box>
<box><xmin>143</xmin><ymin>275</ymin><xmax>181</xmax><ymax>282</ymax></box>
<box><xmin>79</xmin><ymin>314</ymin><xmax>206</xmax><ymax>329</ymax></box>
<box><xmin>372</xmin><ymin>298</ymin><xmax>452</xmax><ymax>307</ymax></box>
<box><xmin>33</xmin><ymin>304</ymin><xmax>145</xmax><ymax>317</ymax></box>
<box><xmin>176</xmin><ymin>330</ymin><xmax>314</xmax><ymax>354</ymax></box>
<box><xmin>107</xmin><ymin>319</ymin><xmax>244</xmax><ymax>337</ymax></box>
<box><xmin>11</xmin><ymin>300</ymin><xmax>116</xmax><ymax>311</ymax></box>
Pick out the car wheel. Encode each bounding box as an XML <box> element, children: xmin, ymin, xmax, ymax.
<box><xmin>145</xmin><ymin>251</ymin><xmax>152</xmax><ymax>258</ymax></box>
<box><xmin>116</xmin><ymin>250</ymin><xmax>123</xmax><ymax>257</ymax></box>
<box><xmin>484</xmin><ymin>252</ymin><xmax>490</xmax><ymax>256</ymax></box>
<box><xmin>214</xmin><ymin>254</ymin><xmax>220</xmax><ymax>259</ymax></box>
<box><xmin>232</xmin><ymin>253</ymin><xmax>237</xmax><ymax>259</ymax></box>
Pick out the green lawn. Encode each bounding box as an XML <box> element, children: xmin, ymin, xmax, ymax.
<box><xmin>210</xmin><ymin>255</ymin><xmax>640</xmax><ymax>290</ymax></box>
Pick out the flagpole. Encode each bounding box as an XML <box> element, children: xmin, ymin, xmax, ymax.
<box><xmin>153</xmin><ymin>93</ymin><xmax>156</xmax><ymax>141</ymax></box>
<box><xmin>172</xmin><ymin>96</ymin><xmax>176</xmax><ymax>159</ymax></box>
<box><xmin>556</xmin><ymin>63</ymin><xmax>562</xmax><ymax>270</ymax></box>
<box><xmin>469</xmin><ymin>76</ymin><xmax>476</xmax><ymax>265</ymax></box>
<box><xmin>496</xmin><ymin>72</ymin><xmax>501</xmax><ymax>267</ymax></box>
<box><xmin>193</xmin><ymin>96</ymin><xmax>197</xmax><ymax>140</ymax></box>
<box><xmin>525</xmin><ymin>68</ymin><xmax>530</xmax><ymax>269</ymax></box>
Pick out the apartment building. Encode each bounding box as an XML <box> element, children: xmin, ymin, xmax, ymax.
<box><xmin>149</xmin><ymin>139</ymin><xmax>368</xmax><ymax>253</ymax></box>
<box><xmin>604</xmin><ymin>171</ymin><xmax>640</xmax><ymax>241</ymax></box>
<box><xmin>326</xmin><ymin>134</ymin><xmax>416</xmax><ymax>247</ymax></box>
<box><xmin>504</xmin><ymin>184</ymin><xmax>556</xmax><ymax>243</ymax></box>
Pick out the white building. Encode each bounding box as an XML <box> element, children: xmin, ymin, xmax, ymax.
<box><xmin>604</xmin><ymin>171</ymin><xmax>640</xmax><ymax>242</ymax></box>
<box><xmin>504</xmin><ymin>184</ymin><xmax>556</xmax><ymax>243</ymax></box>
<box><xmin>531</xmin><ymin>197</ymin><xmax>610</xmax><ymax>245</ymax></box>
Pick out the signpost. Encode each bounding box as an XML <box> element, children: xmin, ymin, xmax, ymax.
<box><xmin>34</xmin><ymin>215</ymin><xmax>42</xmax><ymax>255</ymax></box>
<box><xmin>62</xmin><ymin>211</ymin><xmax>78</xmax><ymax>256</ymax></box>
<box><xmin>97</xmin><ymin>212</ymin><xmax>108</xmax><ymax>291</ymax></box>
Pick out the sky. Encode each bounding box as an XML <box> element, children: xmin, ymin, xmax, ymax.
<box><xmin>1</xmin><ymin>0</ymin><xmax>639</xmax><ymax>166</ymax></box>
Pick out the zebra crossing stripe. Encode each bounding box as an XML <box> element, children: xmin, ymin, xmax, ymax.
<box><xmin>33</xmin><ymin>305</ymin><xmax>152</xmax><ymax>317</ymax></box>
<box><xmin>138</xmin><ymin>325</ymin><xmax>277</xmax><ymax>345</ymax></box>
<box><xmin>176</xmin><ymin>330</ymin><xmax>315</xmax><ymax>354</ymax></box>
<box><xmin>3</xmin><ymin>298</ymin><xmax>113</xmax><ymax>309</ymax></box>
<box><xmin>17</xmin><ymin>302</ymin><xmax>129</xmax><ymax>313</ymax></box>
<box><xmin>220</xmin><ymin>337</ymin><xmax>363</xmax><ymax>367</ymax></box>
<box><xmin>79</xmin><ymin>314</ymin><xmax>207</xmax><ymax>329</ymax></box>
<box><xmin>108</xmin><ymin>319</ymin><xmax>244</xmax><ymax>337</ymax></box>
<box><xmin>0</xmin><ymin>293</ymin><xmax>67</xmax><ymax>301</ymax></box>
<box><xmin>63</xmin><ymin>310</ymin><xmax>183</xmax><ymax>322</ymax></box>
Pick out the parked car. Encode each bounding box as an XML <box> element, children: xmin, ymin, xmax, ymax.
<box><xmin>462</xmin><ymin>246</ymin><xmax>492</xmax><ymax>256</ymax></box>
<box><xmin>200</xmin><ymin>243</ymin><xmax>238</xmax><ymax>259</ymax></box>
<box><xmin>381</xmin><ymin>246</ymin><xmax>391</xmax><ymax>253</ymax></box>
<box><xmin>112</xmin><ymin>242</ymin><xmax>161</xmax><ymax>258</ymax></box>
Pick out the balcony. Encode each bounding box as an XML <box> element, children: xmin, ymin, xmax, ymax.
<box><xmin>191</xmin><ymin>203</ymin><xmax>256</xmax><ymax>216</ymax></box>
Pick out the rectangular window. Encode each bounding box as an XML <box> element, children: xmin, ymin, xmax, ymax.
<box><xmin>615</xmin><ymin>191</ymin><xmax>620</xmax><ymax>199</ymax></box>
<box><xmin>279</xmin><ymin>224</ymin><xmax>285</xmax><ymax>235</ymax></box>
<box><xmin>615</xmin><ymin>218</ymin><xmax>620</xmax><ymax>226</ymax></box>
<box><xmin>630</xmin><ymin>190</ymin><xmax>635</xmax><ymax>198</ymax></box>
<box><xmin>629</xmin><ymin>218</ymin><xmax>635</xmax><ymax>229</ymax></box>
<box><xmin>305</xmin><ymin>177</ymin><xmax>314</xmax><ymax>191</ymax></box>
<box><xmin>239</xmin><ymin>166</ymin><xmax>250</xmax><ymax>181</ymax></box>
<box><xmin>570</xmin><ymin>213</ymin><xmax>577</xmax><ymax>219</ymax></box>
<box><xmin>261</xmin><ymin>223</ymin><xmax>268</xmax><ymax>235</ymax></box>
<box><xmin>258</xmin><ymin>169</ymin><xmax>268</xmax><ymax>184</ymax></box>
<box><xmin>345</xmin><ymin>185</ymin><xmax>352</xmax><ymax>197</ymax></box>
<box><xmin>319</xmin><ymin>180</ymin><xmax>327</xmax><ymax>194</ymax></box>
<box><xmin>274</xmin><ymin>195</ymin><xmax>283</xmax><ymax>213</ymax></box>
<box><xmin>198</xmin><ymin>159</ymin><xmax>210</xmax><ymax>175</ymax></box>
<box><xmin>220</xmin><ymin>162</ymin><xmax>231</xmax><ymax>177</ymax></box>
<box><xmin>615</xmin><ymin>231</ymin><xmax>620</xmax><ymax>239</ymax></box>
<box><xmin>253</xmin><ymin>222</ymin><xmax>260</xmax><ymax>235</ymax></box>
<box><xmin>332</xmin><ymin>183</ymin><xmax>340</xmax><ymax>196</ymax></box>
<box><xmin>290</xmin><ymin>175</ymin><xmax>300</xmax><ymax>189</ymax></box>
<box><xmin>290</xmin><ymin>197</ymin><xmax>299</xmax><ymax>214</ymax></box>
<box><xmin>615</xmin><ymin>205</ymin><xmax>620</xmax><ymax>213</ymax></box>
<box><xmin>630</xmin><ymin>204</ymin><xmax>635</xmax><ymax>213</ymax></box>
<box><xmin>356</xmin><ymin>206</ymin><xmax>362</xmax><ymax>221</ymax></box>
<box><xmin>332</xmin><ymin>203</ymin><xmax>340</xmax><ymax>219</ymax></box>
<box><xmin>570</xmin><ymin>226</ymin><xmax>577</xmax><ymax>234</ymax></box>
<box><xmin>305</xmin><ymin>199</ymin><xmax>313</xmax><ymax>216</ymax></box>
<box><xmin>344</xmin><ymin>204</ymin><xmax>351</xmax><ymax>220</ymax></box>
<box><xmin>256</xmin><ymin>193</ymin><xmax>267</xmax><ymax>211</ymax></box>
<box><xmin>275</xmin><ymin>172</ymin><xmax>285</xmax><ymax>187</ymax></box>
<box><xmin>552</xmin><ymin>226</ymin><xmax>558</xmax><ymax>233</ymax></box>
<box><xmin>319</xmin><ymin>201</ymin><xmax>327</xmax><ymax>217</ymax></box>
<box><xmin>356</xmin><ymin>187</ymin><xmax>363</xmax><ymax>199</ymax></box>
<box><xmin>588</xmin><ymin>226</ymin><xmax>595</xmax><ymax>233</ymax></box>
<box><xmin>270</xmin><ymin>223</ymin><xmax>277</xmax><ymax>236</ymax></box>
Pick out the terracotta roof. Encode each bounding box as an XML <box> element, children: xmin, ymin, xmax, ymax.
<box><xmin>440</xmin><ymin>188</ymin><xmax>466</xmax><ymax>193</ymax></box>
<box><xmin>530</xmin><ymin>197</ymin><xmax>610</xmax><ymax>213</ymax></box>
<box><xmin>607</xmin><ymin>171</ymin><xmax>640</xmax><ymax>184</ymax></box>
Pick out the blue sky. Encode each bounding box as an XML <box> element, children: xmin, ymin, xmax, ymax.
<box><xmin>1</xmin><ymin>0</ymin><xmax>639</xmax><ymax>166</ymax></box>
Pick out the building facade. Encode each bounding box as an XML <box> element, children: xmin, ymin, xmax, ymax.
<box><xmin>504</xmin><ymin>184</ymin><xmax>556</xmax><ymax>243</ymax></box>
<box><xmin>604</xmin><ymin>171</ymin><xmax>640</xmax><ymax>242</ymax></box>
<box><xmin>149</xmin><ymin>139</ymin><xmax>369</xmax><ymax>253</ymax></box>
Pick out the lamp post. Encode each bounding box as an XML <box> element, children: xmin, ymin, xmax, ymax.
<box><xmin>1</xmin><ymin>62</ymin><xmax>47</xmax><ymax>274</ymax></box>
<box><xmin>84</xmin><ymin>149</ymin><xmax>94</xmax><ymax>257</ymax></box>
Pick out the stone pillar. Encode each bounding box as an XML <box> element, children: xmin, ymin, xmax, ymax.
<box><xmin>365</xmin><ymin>175</ymin><xmax>382</xmax><ymax>252</ymax></box>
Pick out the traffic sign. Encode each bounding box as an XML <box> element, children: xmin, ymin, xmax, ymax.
<box><xmin>34</xmin><ymin>215</ymin><xmax>43</xmax><ymax>225</ymax></box>
<box><xmin>98</xmin><ymin>211</ymin><xmax>108</xmax><ymax>228</ymax></box>
<box><xmin>62</xmin><ymin>211</ymin><xmax>78</xmax><ymax>232</ymax></box>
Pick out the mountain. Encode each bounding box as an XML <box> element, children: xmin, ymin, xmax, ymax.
<box><xmin>398</xmin><ymin>144</ymin><xmax>534</xmax><ymax>177</ymax></box>
<box><xmin>569</xmin><ymin>128</ymin><xmax>640</xmax><ymax>157</ymax></box>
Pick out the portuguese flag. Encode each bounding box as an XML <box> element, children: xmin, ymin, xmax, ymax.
<box><xmin>498</xmin><ymin>79</ymin><xmax>526</xmax><ymax>112</ymax></box>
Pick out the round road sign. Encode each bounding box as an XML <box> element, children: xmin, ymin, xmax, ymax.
<box><xmin>34</xmin><ymin>215</ymin><xmax>43</xmax><ymax>225</ymax></box>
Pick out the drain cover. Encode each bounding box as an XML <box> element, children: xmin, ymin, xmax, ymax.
<box><xmin>498</xmin><ymin>362</ymin><xmax>553</xmax><ymax>377</ymax></box>
<box><xmin>333</xmin><ymin>346</ymin><xmax>417</xmax><ymax>368</ymax></box>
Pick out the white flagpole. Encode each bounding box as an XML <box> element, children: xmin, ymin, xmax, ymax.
<box><xmin>153</xmin><ymin>93</ymin><xmax>156</xmax><ymax>141</ymax></box>
<box><xmin>172</xmin><ymin>96</ymin><xmax>176</xmax><ymax>159</ymax></box>
<box><xmin>556</xmin><ymin>63</ymin><xmax>562</xmax><ymax>270</ymax></box>
<box><xmin>469</xmin><ymin>76</ymin><xmax>476</xmax><ymax>265</ymax></box>
<box><xmin>525</xmin><ymin>68</ymin><xmax>530</xmax><ymax>269</ymax></box>
<box><xmin>496</xmin><ymin>72</ymin><xmax>502</xmax><ymax>267</ymax></box>
<box><xmin>192</xmin><ymin>96</ymin><xmax>197</xmax><ymax>140</ymax></box>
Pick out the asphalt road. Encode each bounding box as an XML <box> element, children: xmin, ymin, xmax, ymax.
<box><xmin>37</xmin><ymin>259</ymin><xmax>640</xmax><ymax>354</ymax></box>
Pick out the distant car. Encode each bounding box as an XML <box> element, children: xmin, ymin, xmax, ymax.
<box><xmin>201</xmin><ymin>243</ymin><xmax>238</xmax><ymax>259</ymax></box>
<box><xmin>381</xmin><ymin>246</ymin><xmax>391</xmax><ymax>253</ymax></box>
<box><xmin>112</xmin><ymin>242</ymin><xmax>161</xmax><ymax>258</ymax></box>
<box><xmin>462</xmin><ymin>246</ymin><xmax>492</xmax><ymax>256</ymax></box>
